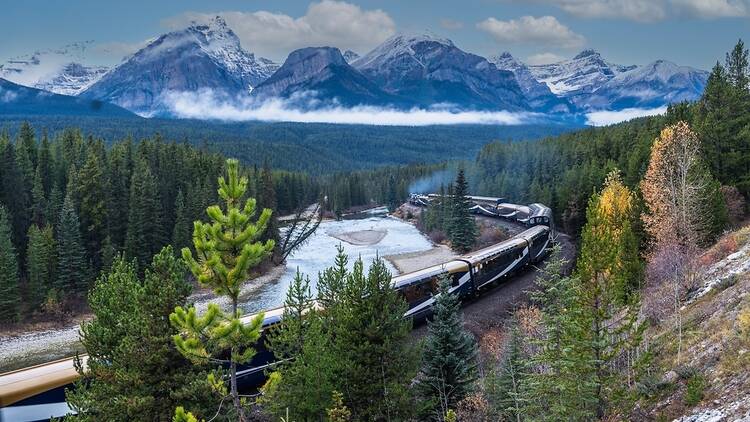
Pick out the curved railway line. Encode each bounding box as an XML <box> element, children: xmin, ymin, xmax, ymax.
<box><xmin>1</xmin><ymin>195</ymin><xmax>560</xmax><ymax>422</ymax></box>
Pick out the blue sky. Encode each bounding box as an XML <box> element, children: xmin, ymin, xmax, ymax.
<box><xmin>1</xmin><ymin>0</ymin><xmax>748</xmax><ymax>69</ymax></box>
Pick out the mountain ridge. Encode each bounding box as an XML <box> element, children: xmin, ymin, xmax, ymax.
<box><xmin>3</xmin><ymin>19</ymin><xmax>711</xmax><ymax>118</ymax></box>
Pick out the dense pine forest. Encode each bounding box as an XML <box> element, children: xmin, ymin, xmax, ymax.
<box><xmin>0</xmin><ymin>119</ymin><xmax>573</xmax><ymax>173</ymax></box>
<box><xmin>0</xmin><ymin>125</ymin><xmax>442</xmax><ymax>323</ymax></box>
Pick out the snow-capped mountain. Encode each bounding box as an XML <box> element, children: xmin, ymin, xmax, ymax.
<box><xmin>81</xmin><ymin>16</ymin><xmax>279</xmax><ymax>115</ymax></box>
<box><xmin>252</xmin><ymin>47</ymin><xmax>401</xmax><ymax>107</ymax></box>
<box><xmin>342</xmin><ymin>50</ymin><xmax>360</xmax><ymax>63</ymax></box>
<box><xmin>5</xmin><ymin>19</ymin><xmax>711</xmax><ymax>120</ymax></box>
<box><xmin>488</xmin><ymin>52</ymin><xmax>574</xmax><ymax>113</ymax></box>
<box><xmin>352</xmin><ymin>33</ymin><xmax>528</xmax><ymax>111</ymax></box>
<box><xmin>529</xmin><ymin>49</ymin><xmax>636</xmax><ymax>97</ymax></box>
<box><xmin>0</xmin><ymin>41</ymin><xmax>108</xmax><ymax>95</ymax></box>
<box><xmin>584</xmin><ymin>60</ymin><xmax>709</xmax><ymax>110</ymax></box>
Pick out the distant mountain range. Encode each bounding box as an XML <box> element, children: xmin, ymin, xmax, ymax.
<box><xmin>0</xmin><ymin>78</ymin><xmax>135</xmax><ymax>117</ymax></box>
<box><xmin>1</xmin><ymin>16</ymin><xmax>710</xmax><ymax>120</ymax></box>
<box><xmin>0</xmin><ymin>41</ymin><xmax>108</xmax><ymax>96</ymax></box>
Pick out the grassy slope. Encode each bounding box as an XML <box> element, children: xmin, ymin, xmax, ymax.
<box><xmin>635</xmin><ymin>226</ymin><xmax>750</xmax><ymax>421</ymax></box>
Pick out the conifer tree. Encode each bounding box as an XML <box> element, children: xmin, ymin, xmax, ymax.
<box><xmin>448</xmin><ymin>168</ymin><xmax>477</xmax><ymax>252</ymax></box>
<box><xmin>488</xmin><ymin>318</ymin><xmax>526</xmax><ymax>422</ymax></box>
<box><xmin>26</xmin><ymin>224</ymin><xmax>56</xmax><ymax>311</ymax></box>
<box><xmin>18</xmin><ymin>122</ymin><xmax>37</xmax><ymax>168</ymax></box>
<box><xmin>1</xmin><ymin>139</ymin><xmax>31</xmax><ymax>254</ymax></box>
<box><xmin>56</xmin><ymin>192</ymin><xmax>90</xmax><ymax>292</ymax></box>
<box><xmin>171</xmin><ymin>159</ymin><xmax>275</xmax><ymax>422</ymax></box>
<box><xmin>15</xmin><ymin>130</ymin><xmax>35</xmax><ymax>194</ymax></box>
<box><xmin>263</xmin><ymin>270</ymin><xmax>336</xmax><ymax>420</ymax></box>
<box><xmin>66</xmin><ymin>247</ymin><xmax>216</xmax><ymax>421</ymax></box>
<box><xmin>258</xmin><ymin>162</ymin><xmax>280</xmax><ymax>246</ymax></box>
<box><xmin>125</xmin><ymin>160</ymin><xmax>165</xmax><ymax>270</ymax></box>
<box><xmin>47</xmin><ymin>183</ymin><xmax>64</xmax><ymax>229</ymax></box>
<box><xmin>321</xmin><ymin>250</ymin><xmax>419</xmax><ymax>421</ymax></box>
<box><xmin>575</xmin><ymin>170</ymin><xmax>643</xmax><ymax>418</ymax></box>
<box><xmin>416</xmin><ymin>277</ymin><xmax>478</xmax><ymax>420</ymax></box>
<box><xmin>31</xmin><ymin>165</ymin><xmax>47</xmax><ymax>227</ymax></box>
<box><xmin>726</xmin><ymin>39</ymin><xmax>749</xmax><ymax>90</ymax></box>
<box><xmin>522</xmin><ymin>246</ymin><xmax>596</xmax><ymax>421</ymax></box>
<box><xmin>0</xmin><ymin>206</ymin><xmax>20</xmax><ymax>323</ymax></box>
<box><xmin>171</xmin><ymin>189</ymin><xmax>191</xmax><ymax>253</ymax></box>
<box><xmin>106</xmin><ymin>143</ymin><xmax>132</xmax><ymax>250</ymax></box>
<box><xmin>38</xmin><ymin>132</ymin><xmax>53</xmax><ymax>196</ymax></box>
<box><xmin>77</xmin><ymin>150</ymin><xmax>108</xmax><ymax>272</ymax></box>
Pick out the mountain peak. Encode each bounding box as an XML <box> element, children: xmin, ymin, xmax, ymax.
<box><xmin>574</xmin><ymin>49</ymin><xmax>600</xmax><ymax>60</ymax></box>
<box><xmin>190</xmin><ymin>15</ymin><xmax>229</xmax><ymax>33</ymax></box>
<box><xmin>389</xmin><ymin>31</ymin><xmax>454</xmax><ymax>48</ymax></box>
<box><xmin>285</xmin><ymin>47</ymin><xmax>347</xmax><ymax>68</ymax></box>
<box><xmin>82</xmin><ymin>17</ymin><xmax>279</xmax><ymax>115</ymax></box>
<box><xmin>342</xmin><ymin>50</ymin><xmax>360</xmax><ymax>63</ymax></box>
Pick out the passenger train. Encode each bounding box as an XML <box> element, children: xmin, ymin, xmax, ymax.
<box><xmin>0</xmin><ymin>196</ymin><xmax>553</xmax><ymax>422</ymax></box>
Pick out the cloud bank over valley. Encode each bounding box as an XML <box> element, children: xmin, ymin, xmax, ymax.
<box><xmin>162</xmin><ymin>90</ymin><xmax>541</xmax><ymax>126</ymax></box>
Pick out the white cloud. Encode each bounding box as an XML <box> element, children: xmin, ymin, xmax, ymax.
<box><xmin>477</xmin><ymin>16</ymin><xmax>585</xmax><ymax>49</ymax></box>
<box><xmin>163</xmin><ymin>1</ymin><xmax>396</xmax><ymax>61</ymax></box>
<box><xmin>526</xmin><ymin>52</ymin><xmax>566</xmax><ymax>65</ymax></box>
<box><xmin>536</xmin><ymin>0</ymin><xmax>667</xmax><ymax>22</ymax></box>
<box><xmin>440</xmin><ymin>18</ymin><xmax>464</xmax><ymax>30</ymax></box>
<box><xmin>671</xmin><ymin>0</ymin><xmax>749</xmax><ymax>18</ymax></box>
<box><xmin>586</xmin><ymin>106</ymin><xmax>668</xmax><ymax>126</ymax></box>
<box><xmin>161</xmin><ymin>89</ymin><xmax>537</xmax><ymax>126</ymax></box>
<box><xmin>534</xmin><ymin>0</ymin><xmax>749</xmax><ymax>21</ymax></box>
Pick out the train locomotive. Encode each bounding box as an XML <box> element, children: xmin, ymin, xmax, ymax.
<box><xmin>1</xmin><ymin>197</ymin><xmax>554</xmax><ymax>422</ymax></box>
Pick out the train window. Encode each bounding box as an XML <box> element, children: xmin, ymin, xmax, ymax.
<box><xmin>451</xmin><ymin>272</ymin><xmax>462</xmax><ymax>287</ymax></box>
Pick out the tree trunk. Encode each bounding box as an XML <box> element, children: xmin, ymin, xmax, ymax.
<box><xmin>231</xmin><ymin>297</ymin><xmax>245</xmax><ymax>422</ymax></box>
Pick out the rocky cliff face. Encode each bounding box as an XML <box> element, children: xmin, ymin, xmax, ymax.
<box><xmin>252</xmin><ymin>47</ymin><xmax>402</xmax><ymax>107</ymax></box>
<box><xmin>489</xmin><ymin>52</ymin><xmax>574</xmax><ymax>113</ymax></box>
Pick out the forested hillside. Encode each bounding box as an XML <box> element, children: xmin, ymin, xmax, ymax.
<box><xmin>0</xmin><ymin>117</ymin><xmax>573</xmax><ymax>173</ymax></box>
<box><xmin>471</xmin><ymin>40</ymin><xmax>750</xmax><ymax>236</ymax></box>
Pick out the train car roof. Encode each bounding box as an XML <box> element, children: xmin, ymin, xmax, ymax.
<box><xmin>392</xmin><ymin>260</ymin><xmax>468</xmax><ymax>288</ymax></box>
<box><xmin>0</xmin><ymin>356</ymin><xmax>86</xmax><ymax>407</ymax></box>
<box><xmin>0</xmin><ymin>307</ymin><xmax>292</xmax><ymax>408</ymax></box>
<box><xmin>465</xmin><ymin>195</ymin><xmax>504</xmax><ymax>203</ymax></box>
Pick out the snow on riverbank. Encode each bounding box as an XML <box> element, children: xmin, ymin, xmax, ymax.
<box><xmin>236</xmin><ymin>215</ymin><xmax>433</xmax><ymax>314</ymax></box>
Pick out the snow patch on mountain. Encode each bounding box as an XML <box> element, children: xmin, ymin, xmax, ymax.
<box><xmin>528</xmin><ymin>49</ymin><xmax>635</xmax><ymax>96</ymax></box>
<box><xmin>351</xmin><ymin>32</ymin><xmax>456</xmax><ymax>73</ymax></box>
<box><xmin>0</xmin><ymin>41</ymin><xmax>108</xmax><ymax>95</ymax></box>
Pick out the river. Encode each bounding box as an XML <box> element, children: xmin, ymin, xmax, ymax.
<box><xmin>237</xmin><ymin>210</ymin><xmax>434</xmax><ymax>313</ymax></box>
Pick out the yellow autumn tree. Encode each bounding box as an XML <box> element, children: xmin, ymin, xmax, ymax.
<box><xmin>575</xmin><ymin>169</ymin><xmax>643</xmax><ymax>418</ymax></box>
<box><xmin>640</xmin><ymin>122</ymin><xmax>723</xmax><ymax>363</ymax></box>
<box><xmin>641</xmin><ymin>121</ymin><xmax>709</xmax><ymax>247</ymax></box>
